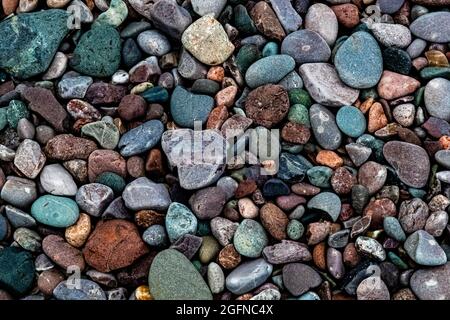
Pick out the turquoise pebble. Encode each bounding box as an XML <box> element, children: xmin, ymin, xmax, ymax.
<box><xmin>287</xmin><ymin>220</ymin><xmax>304</xmax><ymax>240</ymax></box>
<box><xmin>307</xmin><ymin>166</ymin><xmax>332</xmax><ymax>188</ymax></box>
<box><xmin>31</xmin><ymin>195</ymin><xmax>79</xmax><ymax>228</ymax></box>
<box><xmin>140</xmin><ymin>86</ymin><xmax>169</xmax><ymax>103</ymax></box>
<box><xmin>288</xmin><ymin>104</ymin><xmax>310</xmax><ymax>127</ymax></box>
<box><xmin>165</xmin><ymin>202</ymin><xmax>198</xmax><ymax>243</ymax></box>
<box><xmin>7</xmin><ymin>100</ymin><xmax>29</xmax><ymax>129</ymax></box>
<box><xmin>262</xmin><ymin>42</ymin><xmax>279</xmax><ymax>57</ymax></box>
<box><xmin>233</xmin><ymin>219</ymin><xmax>268</xmax><ymax>258</ymax></box>
<box><xmin>336</xmin><ymin>106</ymin><xmax>366</xmax><ymax>138</ymax></box>
<box><xmin>95</xmin><ymin>172</ymin><xmax>126</xmax><ymax>195</ymax></box>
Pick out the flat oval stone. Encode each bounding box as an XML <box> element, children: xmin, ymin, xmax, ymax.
<box><xmin>410</xmin><ymin>12</ymin><xmax>450</xmax><ymax>43</ymax></box>
<box><xmin>118</xmin><ymin>120</ymin><xmax>164</xmax><ymax>156</ymax></box>
<box><xmin>122</xmin><ymin>177</ymin><xmax>171</xmax><ymax>211</ymax></box>
<box><xmin>149</xmin><ymin>249</ymin><xmax>212</xmax><ymax>300</ymax></box>
<box><xmin>225</xmin><ymin>258</ymin><xmax>273</xmax><ymax>295</ymax></box>
<box><xmin>233</xmin><ymin>219</ymin><xmax>268</xmax><ymax>258</ymax></box>
<box><xmin>310</xmin><ymin>104</ymin><xmax>342</xmax><ymax>150</ymax></box>
<box><xmin>435</xmin><ymin>150</ymin><xmax>450</xmax><ymax>169</ymax></box>
<box><xmin>170</xmin><ymin>86</ymin><xmax>214</xmax><ymax>128</ymax></box>
<box><xmin>336</xmin><ymin>106</ymin><xmax>366</xmax><ymax>138</ymax></box>
<box><xmin>411</xmin><ymin>263</ymin><xmax>450</xmax><ymax>300</ymax></box>
<box><xmin>42</xmin><ymin>234</ymin><xmax>85</xmax><ymax>270</ymax></box>
<box><xmin>70</xmin><ymin>25</ymin><xmax>121</xmax><ymax>77</ymax></box>
<box><xmin>335</xmin><ymin>31</ymin><xmax>383</xmax><ymax>89</ymax></box>
<box><xmin>281</xmin><ymin>29</ymin><xmax>331</xmax><ymax>65</ymax></box>
<box><xmin>305</xmin><ymin>3</ymin><xmax>338</xmax><ymax>46</ymax></box>
<box><xmin>31</xmin><ymin>195</ymin><xmax>79</xmax><ymax>228</ymax></box>
<box><xmin>307</xmin><ymin>192</ymin><xmax>341</xmax><ymax>222</ymax></box>
<box><xmin>137</xmin><ymin>30</ymin><xmax>171</xmax><ymax>56</ymax></box>
<box><xmin>425</xmin><ymin>78</ymin><xmax>450</xmax><ymax>121</ymax></box>
<box><xmin>53</xmin><ymin>279</ymin><xmax>106</xmax><ymax>300</ymax></box>
<box><xmin>166</xmin><ymin>202</ymin><xmax>198</xmax><ymax>243</ymax></box>
<box><xmin>0</xmin><ymin>247</ymin><xmax>35</xmax><ymax>295</ymax></box>
<box><xmin>371</xmin><ymin>23</ymin><xmax>411</xmax><ymax>49</ymax></box>
<box><xmin>383</xmin><ymin>141</ymin><xmax>430</xmax><ymax>188</ymax></box>
<box><xmin>378</xmin><ymin>0</ymin><xmax>405</xmax><ymax>14</ymax></box>
<box><xmin>245</xmin><ymin>54</ymin><xmax>295</xmax><ymax>88</ymax></box>
<box><xmin>189</xmin><ymin>187</ymin><xmax>226</xmax><ymax>220</ymax></box>
<box><xmin>404</xmin><ymin>230</ymin><xmax>447</xmax><ymax>266</ymax></box>
<box><xmin>1</xmin><ymin>178</ymin><xmax>37</xmax><ymax>209</ymax></box>
<box><xmin>299</xmin><ymin>63</ymin><xmax>359</xmax><ymax>107</ymax></box>
<box><xmin>263</xmin><ymin>240</ymin><xmax>311</xmax><ymax>264</ymax></box>
<box><xmin>39</xmin><ymin>164</ymin><xmax>78</xmax><ymax>196</ymax></box>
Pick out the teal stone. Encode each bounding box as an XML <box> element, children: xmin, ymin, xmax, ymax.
<box><xmin>357</xmin><ymin>134</ymin><xmax>385</xmax><ymax>162</ymax></box>
<box><xmin>307</xmin><ymin>192</ymin><xmax>341</xmax><ymax>222</ymax></box>
<box><xmin>245</xmin><ymin>54</ymin><xmax>295</xmax><ymax>88</ymax></box>
<box><xmin>388</xmin><ymin>252</ymin><xmax>408</xmax><ymax>270</ymax></box>
<box><xmin>334</xmin><ymin>31</ymin><xmax>383</xmax><ymax>89</ymax></box>
<box><xmin>81</xmin><ymin>120</ymin><xmax>120</xmax><ymax>149</ymax></box>
<box><xmin>0</xmin><ymin>215</ymin><xmax>8</xmax><ymax>241</ymax></box>
<box><xmin>281</xmin><ymin>143</ymin><xmax>303</xmax><ymax>154</ymax></box>
<box><xmin>336</xmin><ymin>106</ymin><xmax>366</xmax><ymax>138</ymax></box>
<box><xmin>233</xmin><ymin>219</ymin><xmax>268</xmax><ymax>258</ymax></box>
<box><xmin>408</xmin><ymin>188</ymin><xmax>426</xmax><ymax>199</ymax></box>
<box><xmin>0</xmin><ymin>108</ymin><xmax>7</xmax><ymax>131</ymax></box>
<box><xmin>149</xmin><ymin>249</ymin><xmax>212</xmax><ymax>300</ymax></box>
<box><xmin>383</xmin><ymin>217</ymin><xmax>406</xmax><ymax>242</ymax></box>
<box><xmin>191</xmin><ymin>79</ymin><xmax>221</xmax><ymax>96</ymax></box>
<box><xmin>288</xmin><ymin>104</ymin><xmax>310</xmax><ymax>127</ymax></box>
<box><xmin>140</xmin><ymin>86</ymin><xmax>169</xmax><ymax>103</ymax></box>
<box><xmin>0</xmin><ymin>247</ymin><xmax>35</xmax><ymax>296</ymax></box>
<box><xmin>31</xmin><ymin>195</ymin><xmax>79</xmax><ymax>228</ymax></box>
<box><xmin>414</xmin><ymin>87</ymin><xmax>425</xmax><ymax>107</ymax></box>
<box><xmin>196</xmin><ymin>221</ymin><xmax>211</xmax><ymax>237</ymax></box>
<box><xmin>95</xmin><ymin>172</ymin><xmax>126</xmax><ymax>195</ymax></box>
<box><xmin>288</xmin><ymin>89</ymin><xmax>312</xmax><ymax>107</ymax></box>
<box><xmin>70</xmin><ymin>25</ymin><xmax>121</xmax><ymax>77</ymax></box>
<box><xmin>262</xmin><ymin>42</ymin><xmax>279</xmax><ymax>57</ymax></box>
<box><xmin>360</xmin><ymin>88</ymin><xmax>378</xmax><ymax>100</ymax></box>
<box><xmin>383</xmin><ymin>47</ymin><xmax>411</xmax><ymax>75</ymax></box>
<box><xmin>122</xmin><ymin>38</ymin><xmax>143</xmax><ymax>69</ymax></box>
<box><xmin>165</xmin><ymin>202</ymin><xmax>198</xmax><ymax>243</ymax></box>
<box><xmin>170</xmin><ymin>86</ymin><xmax>214</xmax><ymax>128</ymax></box>
<box><xmin>236</xmin><ymin>45</ymin><xmax>261</xmax><ymax>74</ymax></box>
<box><xmin>277</xmin><ymin>152</ymin><xmax>313</xmax><ymax>182</ymax></box>
<box><xmin>420</xmin><ymin>67</ymin><xmax>450</xmax><ymax>80</ymax></box>
<box><xmin>233</xmin><ymin>4</ymin><xmax>257</xmax><ymax>36</ymax></box>
<box><xmin>93</xmin><ymin>0</ymin><xmax>128</xmax><ymax>28</ymax></box>
<box><xmin>192</xmin><ymin>260</ymin><xmax>202</xmax><ymax>271</ymax></box>
<box><xmin>0</xmin><ymin>10</ymin><xmax>70</xmax><ymax>79</ymax></box>
<box><xmin>287</xmin><ymin>220</ymin><xmax>304</xmax><ymax>240</ymax></box>
<box><xmin>7</xmin><ymin>100</ymin><xmax>29</xmax><ymax>129</ymax></box>
<box><xmin>307</xmin><ymin>166</ymin><xmax>332</xmax><ymax>188</ymax></box>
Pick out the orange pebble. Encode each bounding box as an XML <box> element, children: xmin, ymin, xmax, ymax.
<box><xmin>207</xmin><ymin>66</ymin><xmax>225</xmax><ymax>82</ymax></box>
<box><xmin>439</xmin><ymin>136</ymin><xmax>450</xmax><ymax>150</ymax></box>
<box><xmin>368</xmin><ymin>102</ymin><xmax>388</xmax><ymax>133</ymax></box>
<box><xmin>215</xmin><ymin>86</ymin><xmax>238</xmax><ymax>108</ymax></box>
<box><xmin>206</xmin><ymin>105</ymin><xmax>228</xmax><ymax>130</ymax></box>
<box><xmin>316</xmin><ymin>150</ymin><xmax>343</xmax><ymax>169</ymax></box>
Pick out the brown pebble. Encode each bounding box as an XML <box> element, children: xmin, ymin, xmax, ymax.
<box><xmin>368</xmin><ymin>102</ymin><xmax>388</xmax><ymax>133</ymax></box>
<box><xmin>358</xmin><ymin>161</ymin><xmax>387</xmax><ymax>194</ymax></box>
<box><xmin>83</xmin><ymin>220</ymin><xmax>149</xmax><ymax>272</ymax></box>
<box><xmin>65</xmin><ymin>213</ymin><xmax>91</xmax><ymax>248</ymax></box>
<box><xmin>245</xmin><ymin>84</ymin><xmax>289</xmax><ymax>128</ymax></box>
<box><xmin>235</xmin><ymin>180</ymin><xmax>258</xmax><ymax>199</ymax></box>
<box><xmin>331</xmin><ymin>167</ymin><xmax>357</xmax><ymax>195</ymax></box>
<box><xmin>207</xmin><ymin>66</ymin><xmax>225</xmax><ymax>82</ymax></box>
<box><xmin>377</xmin><ymin>71</ymin><xmax>421</xmax><ymax>100</ymax></box>
<box><xmin>38</xmin><ymin>269</ymin><xmax>64</xmax><ymax>296</ymax></box>
<box><xmin>207</xmin><ymin>105</ymin><xmax>228</xmax><ymax>130</ymax></box>
<box><xmin>339</xmin><ymin>203</ymin><xmax>354</xmax><ymax>221</ymax></box>
<box><xmin>281</xmin><ymin>122</ymin><xmax>311</xmax><ymax>144</ymax></box>
<box><xmin>307</xmin><ymin>221</ymin><xmax>331</xmax><ymax>246</ymax></box>
<box><xmin>363</xmin><ymin>198</ymin><xmax>397</xmax><ymax>229</ymax></box>
<box><xmin>145</xmin><ymin>149</ymin><xmax>164</xmax><ymax>177</ymax></box>
<box><xmin>45</xmin><ymin>134</ymin><xmax>97</xmax><ymax>161</ymax></box>
<box><xmin>332</xmin><ymin>4</ymin><xmax>360</xmax><ymax>28</ymax></box>
<box><xmin>316</xmin><ymin>150</ymin><xmax>343</xmax><ymax>169</ymax></box>
<box><xmin>42</xmin><ymin>235</ymin><xmax>85</xmax><ymax>271</ymax></box>
<box><xmin>313</xmin><ymin>242</ymin><xmax>327</xmax><ymax>270</ymax></box>
<box><xmin>343</xmin><ymin>243</ymin><xmax>360</xmax><ymax>268</ymax></box>
<box><xmin>291</xmin><ymin>183</ymin><xmax>321</xmax><ymax>196</ymax></box>
<box><xmin>218</xmin><ymin>244</ymin><xmax>241</xmax><ymax>269</ymax></box>
<box><xmin>250</xmin><ymin>1</ymin><xmax>286</xmax><ymax>41</ymax></box>
<box><xmin>117</xmin><ymin>94</ymin><xmax>147</xmax><ymax>121</ymax></box>
<box><xmin>135</xmin><ymin>210</ymin><xmax>165</xmax><ymax>228</ymax></box>
<box><xmin>88</xmin><ymin>149</ymin><xmax>127</xmax><ymax>182</ymax></box>
<box><xmin>127</xmin><ymin>156</ymin><xmax>145</xmax><ymax>178</ymax></box>
<box><xmin>275</xmin><ymin>194</ymin><xmax>306</xmax><ymax>211</ymax></box>
<box><xmin>215</xmin><ymin>86</ymin><xmax>237</xmax><ymax>108</ymax></box>
<box><xmin>260</xmin><ymin>203</ymin><xmax>289</xmax><ymax>241</ymax></box>
<box><xmin>85</xmin><ymin>82</ymin><xmax>127</xmax><ymax>105</ymax></box>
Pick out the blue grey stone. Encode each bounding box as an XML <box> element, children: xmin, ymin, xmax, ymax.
<box><xmin>57</xmin><ymin>76</ymin><xmax>93</xmax><ymax>99</ymax></box>
<box><xmin>53</xmin><ymin>279</ymin><xmax>106</xmax><ymax>300</ymax></box>
<box><xmin>225</xmin><ymin>258</ymin><xmax>273</xmax><ymax>295</ymax></box>
<box><xmin>170</xmin><ymin>86</ymin><xmax>214</xmax><ymax>128</ymax></box>
<box><xmin>410</xmin><ymin>12</ymin><xmax>450</xmax><ymax>43</ymax></box>
<box><xmin>5</xmin><ymin>205</ymin><xmax>36</xmax><ymax>228</ymax></box>
<box><xmin>383</xmin><ymin>217</ymin><xmax>406</xmax><ymax>242</ymax></box>
<box><xmin>118</xmin><ymin>120</ymin><xmax>164</xmax><ymax>156</ymax></box>
<box><xmin>143</xmin><ymin>225</ymin><xmax>168</xmax><ymax>247</ymax></box>
<box><xmin>307</xmin><ymin>192</ymin><xmax>341</xmax><ymax>222</ymax></box>
<box><xmin>335</xmin><ymin>31</ymin><xmax>383</xmax><ymax>89</ymax></box>
<box><xmin>269</xmin><ymin>0</ymin><xmax>302</xmax><ymax>33</ymax></box>
<box><xmin>0</xmin><ymin>215</ymin><xmax>8</xmax><ymax>241</ymax></box>
<box><xmin>281</xmin><ymin>30</ymin><xmax>331</xmax><ymax>65</ymax></box>
<box><xmin>404</xmin><ymin>230</ymin><xmax>447</xmax><ymax>266</ymax></box>
<box><xmin>310</xmin><ymin>104</ymin><xmax>342</xmax><ymax>150</ymax></box>
<box><xmin>277</xmin><ymin>152</ymin><xmax>313</xmax><ymax>182</ymax></box>
<box><xmin>122</xmin><ymin>177</ymin><xmax>171</xmax><ymax>211</ymax></box>
<box><xmin>245</xmin><ymin>55</ymin><xmax>295</xmax><ymax>88</ymax></box>
<box><xmin>377</xmin><ymin>0</ymin><xmax>405</xmax><ymax>14</ymax></box>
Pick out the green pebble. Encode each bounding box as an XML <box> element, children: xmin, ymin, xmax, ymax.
<box><xmin>233</xmin><ymin>4</ymin><xmax>257</xmax><ymax>36</ymax></box>
<box><xmin>420</xmin><ymin>67</ymin><xmax>450</xmax><ymax>80</ymax></box>
<box><xmin>408</xmin><ymin>188</ymin><xmax>426</xmax><ymax>199</ymax></box>
<box><xmin>287</xmin><ymin>219</ymin><xmax>304</xmax><ymax>240</ymax></box>
<box><xmin>0</xmin><ymin>108</ymin><xmax>7</xmax><ymax>131</ymax></box>
<box><xmin>414</xmin><ymin>87</ymin><xmax>425</xmax><ymax>107</ymax></box>
<box><xmin>196</xmin><ymin>220</ymin><xmax>211</xmax><ymax>237</ymax></box>
<box><xmin>307</xmin><ymin>166</ymin><xmax>332</xmax><ymax>188</ymax></box>
<box><xmin>233</xmin><ymin>219</ymin><xmax>268</xmax><ymax>258</ymax></box>
<box><xmin>140</xmin><ymin>86</ymin><xmax>169</xmax><ymax>103</ymax></box>
<box><xmin>7</xmin><ymin>100</ymin><xmax>29</xmax><ymax>129</ymax></box>
<box><xmin>81</xmin><ymin>120</ymin><xmax>120</xmax><ymax>149</ymax></box>
<box><xmin>93</xmin><ymin>0</ymin><xmax>128</xmax><ymax>28</ymax></box>
<box><xmin>236</xmin><ymin>44</ymin><xmax>261</xmax><ymax>74</ymax></box>
<box><xmin>383</xmin><ymin>47</ymin><xmax>411</xmax><ymax>75</ymax></box>
<box><xmin>360</xmin><ymin>88</ymin><xmax>378</xmax><ymax>100</ymax></box>
<box><xmin>289</xmin><ymin>89</ymin><xmax>312</xmax><ymax>107</ymax></box>
<box><xmin>288</xmin><ymin>104</ymin><xmax>310</xmax><ymax>127</ymax></box>
<box><xmin>95</xmin><ymin>172</ymin><xmax>126</xmax><ymax>195</ymax></box>
<box><xmin>0</xmin><ymin>247</ymin><xmax>35</xmax><ymax>296</ymax></box>
<box><xmin>70</xmin><ymin>25</ymin><xmax>121</xmax><ymax>77</ymax></box>
<box><xmin>388</xmin><ymin>251</ymin><xmax>409</xmax><ymax>270</ymax></box>
<box><xmin>262</xmin><ymin>42</ymin><xmax>279</xmax><ymax>57</ymax></box>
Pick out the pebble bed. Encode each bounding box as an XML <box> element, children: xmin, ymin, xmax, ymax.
<box><xmin>0</xmin><ymin>0</ymin><xmax>450</xmax><ymax>301</ymax></box>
